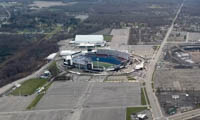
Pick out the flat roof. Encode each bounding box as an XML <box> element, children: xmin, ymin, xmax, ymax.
<box><xmin>77</xmin><ymin>43</ymin><xmax>95</xmax><ymax>47</ymax></box>
<box><xmin>75</xmin><ymin>35</ymin><xmax>104</xmax><ymax>43</ymax></box>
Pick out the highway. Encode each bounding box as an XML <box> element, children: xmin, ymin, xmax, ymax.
<box><xmin>144</xmin><ymin>1</ymin><xmax>184</xmax><ymax>120</ymax></box>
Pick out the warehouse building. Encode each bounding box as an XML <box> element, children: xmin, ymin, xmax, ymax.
<box><xmin>71</xmin><ymin>35</ymin><xmax>106</xmax><ymax>47</ymax></box>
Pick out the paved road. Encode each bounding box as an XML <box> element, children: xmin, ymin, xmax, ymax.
<box><xmin>144</xmin><ymin>2</ymin><xmax>184</xmax><ymax>120</ymax></box>
<box><xmin>166</xmin><ymin>42</ymin><xmax>197</xmax><ymax>44</ymax></box>
<box><xmin>168</xmin><ymin>109</ymin><xmax>200</xmax><ymax>120</ymax></box>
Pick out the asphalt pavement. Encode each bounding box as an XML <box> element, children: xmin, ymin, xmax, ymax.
<box><xmin>144</xmin><ymin>2</ymin><xmax>184</xmax><ymax>120</ymax></box>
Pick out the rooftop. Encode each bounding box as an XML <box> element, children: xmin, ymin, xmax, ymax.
<box><xmin>75</xmin><ymin>35</ymin><xmax>104</xmax><ymax>43</ymax></box>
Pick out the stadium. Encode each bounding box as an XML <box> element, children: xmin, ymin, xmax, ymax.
<box><xmin>63</xmin><ymin>49</ymin><xmax>131</xmax><ymax>72</ymax></box>
<box><xmin>166</xmin><ymin>44</ymin><xmax>200</xmax><ymax>67</ymax></box>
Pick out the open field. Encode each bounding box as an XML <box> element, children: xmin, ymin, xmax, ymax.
<box><xmin>141</xmin><ymin>88</ymin><xmax>147</xmax><ymax>105</ymax></box>
<box><xmin>27</xmin><ymin>93</ymin><xmax>44</xmax><ymax>110</ymax></box>
<box><xmin>129</xmin><ymin>27</ymin><xmax>166</xmax><ymax>45</ymax></box>
<box><xmin>154</xmin><ymin>43</ymin><xmax>200</xmax><ymax>115</ymax></box>
<box><xmin>129</xmin><ymin>45</ymin><xmax>155</xmax><ymax>58</ymax></box>
<box><xmin>29</xmin><ymin>1</ymin><xmax>77</xmax><ymax>9</ymax></box>
<box><xmin>166</xmin><ymin>30</ymin><xmax>200</xmax><ymax>43</ymax></box>
<box><xmin>11</xmin><ymin>78</ymin><xmax>48</xmax><ymax>96</ymax></box>
<box><xmin>93</xmin><ymin>61</ymin><xmax>114</xmax><ymax>68</ymax></box>
<box><xmin>155</xmin><ymin>66</ymin><xmax>200</xmax><ymax>90</ymax></box>
<box><xmin>48</xmin><ymin>61</ymin><xmax>59</xmax><ymax>77</ymax></box>
<box><xmin>126</xmin><ymin>107</ymin><xmax>147</xmax><ymax>120</ymax></box>
<box><xmin>103</xmin><ymin>35</ymin><xmax>113</xmax><ymax>42</ymax></box>
<box><xmin>167</xmin><ymin>31</ymin><xmax>187</xmax><ymax>42</ymax></box>
<box><xmin>190</xmin><ymin>51</ymin><xmax>200</xmax><ymax>63</ymax></box>
<box><xmin>110</xmin><ymin>28</ymin><xmax>130</xmax><ymax>50</ymax></box>
<box><xmin>92</xmin><ymin>28</ymin><xmax>112</xmax><ymax>35</ymax></box>
<box><xmin>27</xmin><ymin>81</ymin><xmax>53</xmax><ymax>110</ymax></box>
<box><xmin>188</xmin><ymin>32</ymin><xmax>200</xmax><ymax>42</ymax></box>
<box><xmin>154</xmin><ymin>44</ymin><xmax>200</xmax><ymax>91</ymax></box>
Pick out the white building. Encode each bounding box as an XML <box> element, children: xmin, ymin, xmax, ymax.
<box><xmin>59</xmin><ymin>50</ymin><xmax>80</xmax><ymax>56</ymax></box>
<box><xmin>73</xmin><ymin>35</ymin><xmax>105</xmax><ymax>47</ymax></box>
<box><xmin>135</xmin><ymin>61</ymin><xmax>144</xmax><ymax>70</ymax></box>
<box><xmin>46</xmin><ymin>53</ymin><xmax>57</xmax><ymax>60</ymax></box>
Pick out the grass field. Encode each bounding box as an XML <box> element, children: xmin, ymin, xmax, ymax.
<box><xmin>93</xmin><ymin>61</ymin><xmax>114</xmax><ymax>68</ymax></box>
<box><xmin>26</xmin><ymin>81</ymin><xmax>53</xmax><ymax>110</ymax></box>
<box><xmin>11</xmin><ymin>78</ymin><xmax>48</xmax><ymax>96</ymax></box>
<box><xmin>127</xmin><ymin>76</ymin><xmax>136</xmax><ymax>81</ymax></box>
<box><xmin>26</xmin><ymin>93</ymin><xmax>44</xmax><ymax>110</ymax></box>
<box><xmin>126</xmin><ymin>107</ymin><xmax>147</xmax><ymax>120</ymax></box>
<box><xmin>104</xmin><ymin>35</ymin><xmax>113</xmax><ymax>42</ymax></box>
<box><xmin>144</xmin><ymin>87</ymin><xmax>150</xmax><ymax>105</ymax></box>
<box><xmin>141</xmin><ymin>88</ymin><xmax>147</xmax><ymax>105</ymax></box>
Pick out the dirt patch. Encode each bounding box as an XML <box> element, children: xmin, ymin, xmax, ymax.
<box><xmin>190</xmin><ymin>51</ymin><xmax>200</xmax><ymax>63</ymax></box>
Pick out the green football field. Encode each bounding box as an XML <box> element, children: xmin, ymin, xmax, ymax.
<box><xmin>93</xmin><ymin>61</ymin><xmax>114</xmax><ymax>68</ymax></box>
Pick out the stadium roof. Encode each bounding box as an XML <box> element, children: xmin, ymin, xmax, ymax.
<box><xmin>77</xmin><ymin>43</ymin><xmax>95</xmax><ymax>47</ymax></box>
<box><xmin>65</xmin><ymin>55</ymin><xmax>72</xmax><ymax>60</ymax></box>
<box><xmin>75</xmin><ymin>35</ymin><xmax>104</xmax><ymax>44</ymax></box>
<box><xmin>46</xmin><ymin>53</ymin><xmax>57</xmax><ymax>60</ymax></box>
<box><xmin>60</xmin><ymin>50</ymin><xmax>79</xmax><ymax>56</ymax></box>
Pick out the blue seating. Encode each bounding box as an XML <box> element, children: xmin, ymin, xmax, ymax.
<box><xmin>87</xmin><ymin>55</ymin><xmax>121</xmax><ymax>65</ymax></box>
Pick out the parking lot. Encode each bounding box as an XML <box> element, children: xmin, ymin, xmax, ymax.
<box><xmin>0</xmin><ymin>95</ymin><xmax>34</xmax><ymax>112</ymax></box>
<box><xmin>84</xmin><ymin>82</ymin><xmax>141</xmax><ymax>108</ymax></box>
<box><xmin>110</xmin><ymin>28</ymin><xmax>130</xmax><ymax>50</ymax></box>
<box><xmin>80</xmin><ymin>108</ymin><xmax>125</xmax><ymax>120</ymax></box>
<box><xmin>36</xmin><ymin>80</ymin><xmax>141</xmax><ymax>109</ymax></box>
<box><xmin>188</xmin><ymin>32</ymin><xmax>200</xmax><ymax>42</ymax></box>
<box><xmin>154</xmin><ymin>43</ymin><xmax>200</xmax><ymax>115</ymax></box>
<box><xmin>157</xmin><ymin>90</ymin><xmax>200</xmax><ymax>115</ymax></box>
<box><xmin>129</xmin><ymin>45</ymin><xmax>156</xmax><ymax>59</ymax></box>
<box><xmin>36</xmin><ymin>81</ymin><xmax>89</xmax><ymax>110</ymax></box>
<box><xmin>31</xmin><ymin>78</ymin><xmax>141</xmax><ymax>120</ymax></box>
<box><xmin>0</xmin><ymin>110</ymin><xmax>72</xmax><ymax>120</ymax></box>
